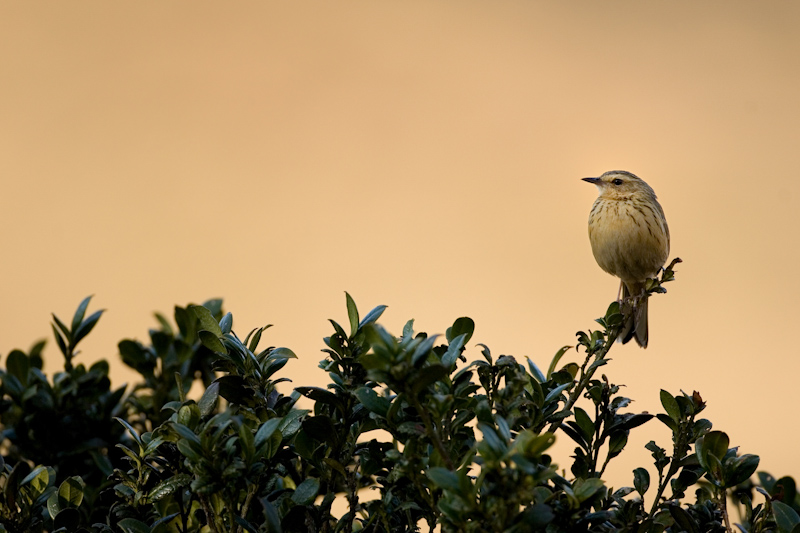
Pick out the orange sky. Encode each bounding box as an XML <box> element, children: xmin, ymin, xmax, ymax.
<box><xmin>2</xmin><ymin>1</ymin><xmax>799</xmax><ymax>491</ymax></box>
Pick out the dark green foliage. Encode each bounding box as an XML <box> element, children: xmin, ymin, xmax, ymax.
<box><xmin>2</xmin><ymin>266</ymin><xmax>799</xmax><ymax>533</ymax></box>
<box><xmin>0</xmin><ymin>297</ymin><xmax>124</xmax><ymax>528</ymax></box>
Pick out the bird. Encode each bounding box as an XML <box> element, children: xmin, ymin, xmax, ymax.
<box><xmin>582</xmin><ymin>170</ymin><xmax>670</xmax><ymax>348</ymax></box>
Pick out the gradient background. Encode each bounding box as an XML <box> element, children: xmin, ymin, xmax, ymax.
<box><xmin>2</xmin><ymin>1</ymin><xmax>799</xmax><ymax>492</ymax></box>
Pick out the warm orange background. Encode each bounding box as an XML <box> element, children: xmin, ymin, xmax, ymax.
<box><xmin>2</xmin><ymin>2</ymin><xmax>799</xmax><ymax>492</ymax></box>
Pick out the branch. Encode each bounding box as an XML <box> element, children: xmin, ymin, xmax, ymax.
<box><xmin>546</xmin><ymin>326</ymin><xmax>619</xmax><ymax>436</ymax></box>
<box><xmin>547</xmin><ymin>258</ymin><xmax>681</xmax><ymax>437</ymax></box>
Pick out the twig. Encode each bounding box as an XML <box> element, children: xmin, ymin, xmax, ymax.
<box><xmin>546</xmin><ymin>327</ymin><xmax>619</xmax><ymax>435</ymax></box>
<box><xmin>235</xmin><ymin>484</ymin><xmax>257</xmax><ymax>533</ymax></box>
<box><xmin>199</xmin><ymin>495</ymin><xmax>220</xmax><ymax>533</ymax></box>
<box><xmin>410</xmin><ymin>394</ymin><xmax>454</xmax><ymax>470</ymax></box>
<box><xmin>717</xmin><ymin>488</ymin><xmax>733</xmax><ymax>533</ymax></box>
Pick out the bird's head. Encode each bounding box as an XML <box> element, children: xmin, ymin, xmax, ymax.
<box><xmin>582</xmin><ymin>170</ymin><xmax>657</xmax><ymax>201</ymax></box>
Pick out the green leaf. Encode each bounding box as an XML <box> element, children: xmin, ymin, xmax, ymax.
<box><xmin>154</xmin><ymin>312</ymin><xmax>173</xmax><ymax>335</ymax></box>
<box><xmin>117</xmin><ymin>443</ymin><xmax>142</xmax><ymax>466</ymax></box>
<box><xmin>202</xmin><ymin>298</ymin><xmax>224</xmax><ymax>317</ymax></box>
<box><xmin>118</xmin><ymin>518</ymin><xmax>152</xmax><ymax>533</ymax></box>
<box><xmin>696</xmin><ymin>431</ymin><xmax>729</xmax><ymax>472</ymax></box>
<box><xmin>521</xmin><ymin>504</ymin><xmax>555</xmax><ymax>528</ymax></box>
<box><xmin>219</xmin><ymin>312</ymin><xmax>233</xmax><ymax>335</ymax></box>
<box><xmin>633</xmin><ymin>467</ymin><xmax>650</xmax><ymax>496</ymax></box>
<box><xmin>446</xmin><ymin>317</ymin><xmax>474</xmax><ymax>345</ymax></box>
<box><xmin>171</xmin><ymin>422</ymin><xmax>201</xmax><ymax>446</ymax></box>
<box><xmin>51</xmin><ymin>323</ymin><xmax>69</xmax><ymax>356</ymax></box>
<box><xmin>115</xmin><ymin>417</ymin><xmax>144</xmax><ymax>450</ymax></box>
<box><xmin>198</xmin><ymin>330</ymin><xmax>226</xmax><ymax>354</ymax></box>
<box><xmin>410</xmin><ymin>364</ymin><xmax>448</xmax><ymax>393</ymax></box>
<box><xmin>645</xmin><ymin>440</ymin><xmax>669</xmax><ymax>472</ymax></box>
<box><xmin>20</xmin><ymin>466</ymin><xmax>50</xmax><ymax>496</ymax></box>
<box><xmin>291</xmin><ymin>478</ymin><xmax>320</xmax><ymax>505</ymax></box>
<box><xmin>411</xmin><ymin>334</ymin><xmax>439</xmax><ymax>366</ymax></box>
<box><xmin>143</xmin><ymin>437</ymin><xmax>165</xmax><ymax>457</ymax></box>
<box><xmin>707</xmin><ymin>454</ymin><xmax>724</xmax><ymax>485</ymax></box>
<box><xmin>668</xmin><ymin>505</ymin><xmax>700</xmax><ymax>533</ymax></box>
<box><xmin>72</xmin><ymin>309</ymin><xmax>104</xmax><ymax>345</ymax></box>
<box><xmin>240</xmin><ymin>423</ymin><xmax>255</xmax><ymax>463</ymax></box>
<box><xmin>354</xmin><ymin>387</ymin><xmax>390</xmax><ymax>417</ymax></box>
<box><xmin>546</xmin><ymin>346</ymin><xmax>572</xmax><ymax>379</ymax></box>
<box><xmin>212</xmin><ymin>375</ymin><xmax>251</xmax><ymax>404</ymax></box>
<box><xmin>656</xmin><ymin>413</ymin><xmax>678</xmax><ymax>432</ymax></box>
<box><xmin>52</xmin><ymin>312</ymin><xmax>72</xmax><ymax>344</ymax></box>
<box><xmin>178</xmin><ymin>404</ymin><xmax>200</xmax><ymax>432</ymax></box>
<box><xmin>70</xmin><ymin>296</ymin><xmax>94</xmax><ymax>334</ymax></box>
<box><xmin>427</xmin><ymin>467</ymin><xmax>462</xmax><ymax>492</ymax></box>
<box><xmin>495</xmin><ymin>416</ymin><xmax>511</xmax><ymax>443</ymax></box>
<box><xmin>176</xmin><ymin>439</ymin><xmax>202</xmax><ymax>463</ymax></box>
<box><xmin>268</xmin><ymin>347</ymin><xmax>297</xmax><ymax>360</ymax></box>
<box><xmin>660</xmin><ymin>390</ymin><xmax>681</xmax><ymax>421</ymax></box>
<box><xmin>586</xmin><ymin>357</ymin><xmax>608</xmax><ymax>373</ymax></box>
<box><xmin>345</xmin><ymin>292</ymin><xmax>359</xmax><ymax>337</ymax></box>
<box><xmin>573</xmin><ymin>478</ymin><xmax>605</xmax><ymax>503</ymax></box>
<box><xmin>296</xmin><ymin>387</ymin><xmax>345</xmax><ymax>414</ymax></box>
<box><xmin>26</xmin><ymin>340</ymin><xmax>44</xmax><ymax>369</ymax></box>
<box><xmin>247</xmin><ymin>326</ymin><xmax>270</xmax><ymax>353</ymax></box>
<box><xmin>198</xmin><ymin>382</ymin><xmax>220</xmax><ymax>417</ymax></box>
<box><xmin>774</xmin><ymin>501</ymin><xmax>800</xmax><ymax>533</ymax></box>
<box><xmin>6</xmin><ymin>350</ymin><xmax>29</xmax><ymax>386</ymax></box>
<box><xmin>277</xmin><ymin>409</ymin><xmax>308</xmax><ymax>439</ymax></box>
<box><xmin>617</xmin><ymin>413</ymin><xmax>653</xmax><ymax>431</ymax></box>
<box><xmin>358</xmin><ymin>304</ymin><xmax>387</xmax><ymax>330</ymax></box>
<box><xmin>607</xmin><ymin>432</ymin><xmax>628</xmax><ymax>457</ymax></box>
<box><xmin>148</xmin><ymin>474</ymin><xmax>191</xmax><ymax>502</ymax></box>
<box><xmin>58</xmin><ymin>476</ymin><xmax>84</xmax><ymax>508</ymax></box>
<box><xmin>775</xmin><ymin>477</ymin><xmax>797</xmax><ymax>508</ymax></box>
<box><xmin>260</xmin><ymin>497</ymin><xmax>282</xmax><ymax>533</ymax></box>
<box><xmin>725</xmin><ymin>454</ymin><xmax>759</xmax><ymax>487</ymax></box>
<box><xmin>544</xmin><ymin>382</ymin><xmax>571</xmax><ymax>405</ymax></box>
<box><xmin>478</xmin><ymin>423</ymin><xmax>507</xmax><ymax>456</ymax></box>
<box><xmin>442</xmin><ymin>333</ymin><xmax>467</xmax><ymax>369</ymax></box>
<box><xmin>151</xmin><ymin>513</ymin><xmax>181</xmax><ymax>532</ymax></box>
<box><xmin>190</xmin><ymin>304</ymin><xmax>223</xmax><ymax>337</ymax></box>
<box><xmin>511</xmin><ymin>431</ymin><xmax>555</xmax><ymax>458</ymax></box>
<box><xmin>574</xmin><ymin>407</ymin><xmax>594</xmax><ymax>442</ymax></box>
<box><xmin>255</xmin><ymin>418</ymin><xmax>283</xmax><ymax>450</ymax></box>
<box><xmin>47</xmin><ymin>490</ymin><xmax>60</xmax><ymax>519</ymax></box>
<box><xmin>526</xmin><ymin>357</ymin><xmax>546</xmax><ymax>383</ymax></box>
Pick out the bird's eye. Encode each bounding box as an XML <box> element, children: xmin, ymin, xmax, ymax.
<box><xmin>612</xmin><ymin>178</ymin><xmax>624</xmax><ymax>186</ymax></box>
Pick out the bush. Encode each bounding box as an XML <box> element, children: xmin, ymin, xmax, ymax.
<box><xmin>1</xmin><ymin>260</ymin><xmax>798</xmax><ymax>533</ymax></box>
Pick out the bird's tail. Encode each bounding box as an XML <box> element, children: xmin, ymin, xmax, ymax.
<box><xmin>620</xmin><ymin>282</ymin><xmax>648</xmax><ymax>348</ymax></box>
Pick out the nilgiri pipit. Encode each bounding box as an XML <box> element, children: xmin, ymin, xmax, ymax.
<box><xmin>583</xmin><ymin>170</ymin><xmax>670</xmax><ymax>348</ymax></box>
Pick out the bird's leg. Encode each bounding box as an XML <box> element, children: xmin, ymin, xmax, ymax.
<box><xmin>636</xmin><ymin>284</ymin><xmax>647</xmax><ymax>304</ymax></box>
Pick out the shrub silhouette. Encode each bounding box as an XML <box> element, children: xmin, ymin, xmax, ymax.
<box><xmin>2</xmin><ymin>259</ymin><xmax>799</xmax><ymax>532</ymax></box>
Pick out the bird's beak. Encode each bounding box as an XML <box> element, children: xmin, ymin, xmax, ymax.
<box><xmin>582</xmin><ymin>177</ymin><xmax>601</xmax><ymax>184</ymax></box>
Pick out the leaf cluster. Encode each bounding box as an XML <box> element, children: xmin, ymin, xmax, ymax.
<box><xmin>2</xmin><ymin>264</ymin><xmax>800</xmax><ymax>532</ymax></box>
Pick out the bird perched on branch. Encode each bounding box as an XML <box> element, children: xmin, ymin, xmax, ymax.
<box><xmin>583</xmin><ymin>170</ymin><xmax>670</xmax><ymax>348</ymax></box>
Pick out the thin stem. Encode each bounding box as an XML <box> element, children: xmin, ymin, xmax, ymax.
<box><xmin>345</xmin><ymin>457</ymin><xmax>360</xmax><ymax>533</ymax></box>
<box><xmin>410</xmin><ymin>394</ymin><xmax>454</xmax><ymax>470</ymax></box>
<box><xmin>199</xmin><ymin>495</ymin><xmax>220</xmax><ymax>533</ymax></box>
<box><xmin>648</xmin><ymin>460</ymin><xmax>680</xmax><ymax>517</ymax></box>
<box><xmin>590</xmin><ymin>402</ymin><xmax>602</xmax><ymax>476</ymax></box>
<box><xmin>552</xmin><ymin>262</ymin><xmax>679</xmax><ymax>438</ymax></box>
<box><xmin>546</xmin><ymin>327</ymin><xmax>620</xmax><ymax>435</ymax></box>
<box><xmin>648</xmin><ymin>418</ymin><xmax>692</xmax><ymax>517</ymax></box>
<box><xmin>718</xmin><ymin>487</ymin><xmax>733</xmax><ymax>533</ymax></box>
<box><xmin>235</xmin><ymin>484</ymin><xmax>257</xmax><ymax>533</ymax></box>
